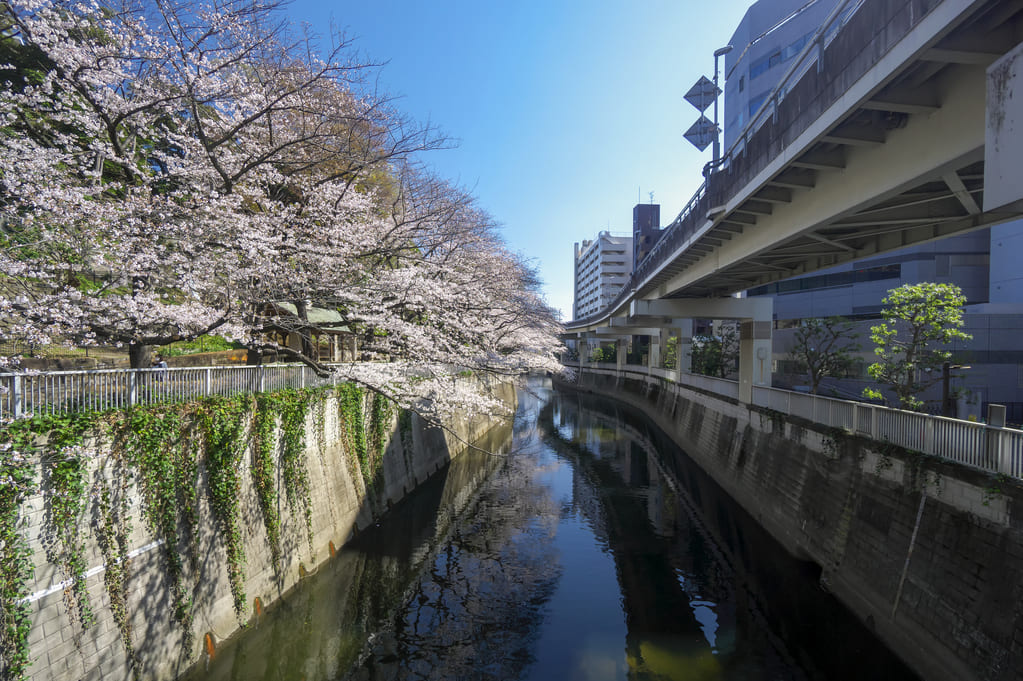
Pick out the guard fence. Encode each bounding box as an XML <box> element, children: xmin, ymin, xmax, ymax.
<box><xmin>0</xmin><ymin>364</ymin><xmax>337</xmax><ymax>419</ymax></box>
<box><xmin>583</xmin><ymin>364</ymin><xmax>1023</xmax><ymax>480</ymax></box>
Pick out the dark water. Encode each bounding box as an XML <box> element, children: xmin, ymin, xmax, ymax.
<box><xmin>188</xmin><ymin>378</ymin><xmax>920</xmax><ymax>681</ymax></box>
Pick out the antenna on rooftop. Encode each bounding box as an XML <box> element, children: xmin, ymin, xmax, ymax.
<box><xmin>648</xmin><ymin>191</ymin><xmax>654</xmax><ymax>204</ymax></box>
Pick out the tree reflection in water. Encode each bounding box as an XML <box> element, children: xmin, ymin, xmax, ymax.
<box><xmin>189</xmin><ymin>379</ymin><xmax>918</xmax><ymax>681</ymax></box>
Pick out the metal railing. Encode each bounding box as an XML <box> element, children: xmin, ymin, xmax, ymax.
<box><xmin>578</xmin><ymin>365</ymin><xmax>1023</xmax><ymax>480</ymax></box>
<box><xmin>0</xmin><ymin>364</ymin><xmax>337</xmax><ymax>418</ymax></box>
<box><xmin>720</xmin><ymin>0</ymin><xmax>865</xmax><ymax>163</ymax></box>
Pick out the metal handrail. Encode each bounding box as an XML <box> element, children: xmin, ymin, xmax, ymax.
<box><xmin>722</xmin><ymin>0</ymin><xmax>864</xmax><ymax>162</ymax></box>
<box><xmin>577</xmin><ymin>365</ymin><xmax>1023</xmax><ymax>480</ymax></box>
<box><xmin>0</xmin><ymin>364</ymin><xmax>337</xmax><ymax>418</ymax></box>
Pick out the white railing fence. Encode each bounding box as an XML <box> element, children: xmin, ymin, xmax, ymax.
<box><xmin>577</xmin><ymin>365</ymin><xmax>1023</xmax><ymax>480</ymax></box>
<box><xmin>0</xmin><ymin>364</ymin><xmax>334</xmax><ymax>419</ymax></box>
<box><xmin>748</xmin><ymin>385</ymin><xmax>1021</xmax><ymax>477</ymax></box>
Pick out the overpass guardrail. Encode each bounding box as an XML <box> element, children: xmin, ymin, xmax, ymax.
<box><xmin>580</xmin><ymin>364</ymin><xmax>1023</xmax><ymax>480</ymax></box>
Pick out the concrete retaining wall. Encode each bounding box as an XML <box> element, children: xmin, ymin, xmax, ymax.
<box><xmin>20</xmin><ymin>376</ymin><xmax>516</xmax><ymax>681</ymax></box>
<box><xmin>568</xmin><ymin>370</ymin><xmax>1023</xmax><ymax>681</ymax></box>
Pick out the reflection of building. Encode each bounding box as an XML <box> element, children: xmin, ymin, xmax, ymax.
<box><xmin>573</xmin><ymin>232</ymin><xmax>633</xmax><ymax>320</ymax></box>
<box><xmin>722</xmin><ymin>0</ymin><xmax>1023</xmax><ymax>420</ymax></box>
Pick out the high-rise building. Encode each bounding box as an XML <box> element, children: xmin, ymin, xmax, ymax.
<box><xmin>633</xmin><ymin>203</ymin><xmax>662</xmax><ymax>266</ymax></box>
<box><xmin>722</xmin><ymin>0</ymin><xmax>1023</xmax><ymax>420</ymax></box>
<box><xmin>573</xmin><ymin>232</ymin><xmax>633</xmax><ymax>320</ymax></box>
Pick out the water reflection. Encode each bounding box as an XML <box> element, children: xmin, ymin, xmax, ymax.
<box><xmin>181</xmin><ymin>414</ymin><xmax>513</xmax><ymax>681</ymax></box>
<box><xmin>187</xmin><ymin>379</ymin><xmax>919</xmax><ymax>681</ymax></box>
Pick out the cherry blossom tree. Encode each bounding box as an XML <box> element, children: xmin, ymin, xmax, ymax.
<box><xmin>0</xmin><ymin>0</ymin><xmax>564</xmax><ymax>410</ymax></box>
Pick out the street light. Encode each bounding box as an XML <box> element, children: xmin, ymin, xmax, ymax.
<box><xmin>712</xmin><ymin>45</ymin><xmax>734</xmax><ymax>163</ymax></box>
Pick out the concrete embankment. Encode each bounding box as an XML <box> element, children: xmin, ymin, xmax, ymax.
<box><xmin>18</xmin><ymin>375</ymin><xmax>515</xmax><ymax>681</ymax></box>
<box><xmin>564</xmin><ymin>370</ymin><xmax>1023</xmax><ymax>681</ymax></box>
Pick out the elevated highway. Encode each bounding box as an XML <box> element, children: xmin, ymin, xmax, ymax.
<box><xmin>565</xmin><ymin>0</ymin><xmax>1023</xmax><ymax>401</ymax></box>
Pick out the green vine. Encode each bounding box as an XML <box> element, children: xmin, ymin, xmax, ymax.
<box><xmin>874</xmin><ymin>441</ymin><xmax>897</xmax><ymax>476</ymax></box>
<box><xmin>41</xmin><ymin>413</ymin><xmax>99</xmax><ymax>632</ymax></box>
<box><xmin>337</xmin><ymin>384</ymin><xmax>367</xmax><ymax>482</ymax></box>
<box><xmin>0</xmin><ymin>383</ymin><xmax>367</xmax><ymax>677</ymax></box>
<box><xmin>398</xmin><ymin>409</ymin><xmax>413</xmax><ymax>453</ymax></box>
<box><xmin>821</xmin><ymin>426</ymin><xmax>852</xmax><ymax>459</ymax></box>
<box><xmin>983</xmin><ymin>473</ymin><xmax>1011</xmax><ymax>507</ymax></box>
<box><xmin>255</xmin><ymin>389</ymin><xmax>316</xmax><ymax>556</ymax></box>
<box><xmin>119</xmin><ymin>407</ymin><xmax>197</xmax><ymax>640</ymax></box>
<box><xmin>45</xmin><ymin>450</ymin><xmax>93</xmax><ymax>629</ymax></box>
<box><xmin>252</xmin><ymin>398</ymin><xmax>282</xmax><ymax>574</ymax></box>
<box><xmin>93</xmin><ymin>477</ymin><xmax>139</xmax><ymax>679</ymax></box>
<box><xmin>0</xmin><ymin>424</ymin><xmax>36</xmax><ymax>681</ymax></box>
<box><xmin>369</xmin><ymin>393</ymin><xmax>393</xmax><ymax>465</ymax></box>
<box><xmin>199</xmin><ymin>395</ymin><xmax>251</xmax><ymax>621</ymax></box>
<box><xmin>313</xmin><ymin>399</ymin><xmax>327</xmax><ymax>461</ymax></box>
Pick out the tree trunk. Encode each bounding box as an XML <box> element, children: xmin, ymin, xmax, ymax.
<box><xmin>294</xmin><ymin>299</ymin><xmax>314</xmax><ymax>359</ymax></box>
<box><xmin>246</xmin><ymin>346</ymin><xmax>263</xmax><ymax>366</ymax></box>
<box><xmin>129</xmin><ymin>342</ymin><xmax>153</xmax><ymax>369</ymax></box>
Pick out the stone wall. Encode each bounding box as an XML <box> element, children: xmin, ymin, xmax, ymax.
<box><xmin>567</xmin><ymin>370</ymin><xmax>1023</xmax><ymax>681</ymax></box>
<box><xmin>19</xmin><ymin>376</ymin><xmax>516</xmax><ymax>681</ymax></box>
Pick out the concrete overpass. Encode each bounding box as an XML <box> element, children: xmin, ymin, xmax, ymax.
<box><xmin>565</xmin><ymin>0</ymin><xmax>1023</xmax><ymax>402</ymax></box>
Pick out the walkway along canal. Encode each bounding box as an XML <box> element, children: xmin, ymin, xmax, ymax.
<box><xmin>188</xmin><ymin>378</ymin><xmax>921</xmax><ymax>680</ymax></box>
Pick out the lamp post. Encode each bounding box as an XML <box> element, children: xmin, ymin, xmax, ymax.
<box><xmin>712</xmin><ymin>45</ymin><xmax>734</xmax><ymax>163</ymax></box>
<box><xmin>942</xmin><ymin>361</ymin><xmax>971</xmax><ymax>417</ymax></box>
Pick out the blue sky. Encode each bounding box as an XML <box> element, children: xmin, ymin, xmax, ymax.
<box><xmin>289</xmin><ymin>0</ymin><xmax>754</xmax><ymax>320</ymax></box>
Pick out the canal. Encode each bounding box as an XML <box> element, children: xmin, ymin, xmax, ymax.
<box><xmin>186</xmin><ymin>378</ymin><xmax>920</xmax><ymax>681</ymax></box>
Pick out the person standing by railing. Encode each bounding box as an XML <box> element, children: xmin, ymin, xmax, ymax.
<box><xmin>153</xmin><ymin>355</ymin><xmax>168</xmax><ymax>381</ymax></box>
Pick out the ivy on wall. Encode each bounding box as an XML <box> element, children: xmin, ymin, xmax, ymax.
<box><xmin>335</xmin><ymin>385</ymin><xmax>395</xmax><ymax>491</ymax></box>
<box><xmin>93</xmin><ymin>476</ymin><xmax>139</xmax><ymax>680</ymax></box>
<box><xmin>42</xmin><ymin>414</ymin><xmax>98</xmax><ymax>631</ymax></box>
<box><xmin>118</xmin><ymin>407</ymin><xmax>198</xmax><ymax>638</ymax></box>
<box><xmin>368</xmin><ymin>392</ymin><xmax>393</xmax><ymax>487</ymax></box>
<box><xmin>1</xmin><ymin>424</ymin><xmax>37</xmax><ymax>681</ymax></box>
<box><xmin>1</xmin><ymin>412</ymin><xmax>99</xmax><ymax>681</ymax></box>
<box><xmin>0</xmin><ymin>381</ymin><xmax>402</xmax><ymax>681</ymax></box>
<box><xmin>254</xmin><ymin>389</ymin><xmax>321</xmax><ymax>569</ymax></box>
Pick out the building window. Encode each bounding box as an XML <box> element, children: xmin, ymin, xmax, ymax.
<box><xmin>747</xmin><ymin>264</ymin><xmax>902</xmax><ymax>296</ymax></box>
<box><xmin>750</xmin><ymin>50</ymin><xmax>781</xmax><ymax>80</ymax></box>
<box><xmin>749</xmin><ymin>93</ymin><xmax>768</xmax><ymax>117</ymax></box>
<box><xmin>738</xmin><ymin>75</ymin><xmax>745</xmax><ymax>93</ymax></box>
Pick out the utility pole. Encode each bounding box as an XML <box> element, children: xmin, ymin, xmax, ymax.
<box><xmin>712</xmin><ymin>45</ymin><xmax>734</xmax><ymax>163</ymax></box>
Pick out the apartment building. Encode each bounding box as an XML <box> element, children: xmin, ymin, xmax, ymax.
<box><xmin>573</xmin><ymin>232</ymin><xmax>633</xmax><ymax>320</ymax></box>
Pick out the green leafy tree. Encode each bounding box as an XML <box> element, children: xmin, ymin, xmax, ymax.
<box><xmin>692</xmin><ymin>325</ymin><xmax>739</xmax><ymax>378</ymax></box>
<box><xmin>863</xmin><ymin>283</ymin><xmax>972</xmax><ymax>410</ymax></box>
<box><xmin>663</xmin><ymin>336</ymin><xmax>679</xmax><ymax>370</ymax></box>
<box><xmin>789</xmin><ymin>317</ymin><xmax>860</xmax><ymax>394</ymax></box>
<box><xmin>589</xmin><ymin>343</ymin><xmax>617</xmax><ymax>363</ymax></box>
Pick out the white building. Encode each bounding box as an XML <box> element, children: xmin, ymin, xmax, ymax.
<box><xmin>573</xmin><ymin>232</ymin><xmax>633</xmax><ymax>320</ymax></box>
